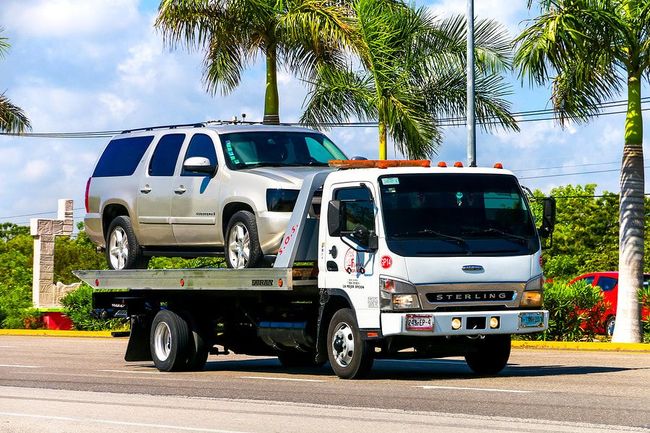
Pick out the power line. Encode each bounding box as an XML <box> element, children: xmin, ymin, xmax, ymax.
<box><xmin>513</xmin><ymin>161</ymin><xmax>619</xmax><ymax>173</ymax></box>
<box><xmin>0</xmin><ymin>97</ymin><xmax>648</xmax><ymax>138</ymax></box>
<box><xmin>0</xmin><ymin>207</ymin><xmax>85</xmax><ymax>220</ymax></box>
<box><xmin>519</xmin><ymin>166</ymin><xmax>650</xmax><ymax>180</ymax></box>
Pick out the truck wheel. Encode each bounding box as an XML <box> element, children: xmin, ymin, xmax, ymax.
<box><xmin>465</xmin><ymin>334</ymin><xmax>511</xmax><ymax>376</ymax></box>
<box><xmin>327</xmin><ymin>308</ymin><xmax>374</xmax><ymax>379</ymax></box>
<box><xmin>225</xmin><ymin>210</ymin><xmax>262</xmax><ymax>269</ymax></box>
<box><xmin>150</xmin><ymin>309</ymin><xmax>192</xmax><ymax>372</ymax></box>
<box><xmin>277</xmin><ymin>350</ymin><xmax>325</xmax><ymax>368</ymax></box>
<box><xmin>185</xmin><ymin>314</ymin><xmax>210</xmax><ymax>371</ymax></box>
<box><xmin>105</xmin><ymin>216</ymin><xmax>147</xmax><ymax>270</ymax></box>
<box><xmin>606</xmin><ymin>316</ymin><xmax>616</xmax><ymax>337</ymax></box>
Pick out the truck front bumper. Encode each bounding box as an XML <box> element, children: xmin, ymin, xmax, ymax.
<box><xmin>381</xmin><ymin>310</ymin><xmax>548</xmax><ymax>337</ymax></box>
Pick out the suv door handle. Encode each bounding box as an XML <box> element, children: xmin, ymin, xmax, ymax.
<box><xmin>174</xmin><ymin>186</ymin><xmax>187</xmax><ymax>195</ymax></box>
<box><xmin>140</xmin><ymin>185</ymin><xmax>152</xmax><ymax>194</ymax></box>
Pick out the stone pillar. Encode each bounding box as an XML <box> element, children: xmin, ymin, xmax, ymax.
<box><xmin>30</xmin><ymin>199</ymin><xmax>75</xmax><ymax>308</ymax></box>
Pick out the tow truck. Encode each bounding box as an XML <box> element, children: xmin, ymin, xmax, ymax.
<box><xmin>76</xmin><ymin>160</ymin><xmax>555</xmax><ymax>379</ymax></box>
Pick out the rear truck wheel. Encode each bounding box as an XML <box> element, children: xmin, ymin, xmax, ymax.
<box><xmin>150</xmin><ymin>309</ymin><xmax>192</xmax><ymax>372</ymax></box>
<box><xmin>606</xmin><ymin>316</ymin><xmax>616</xmax><ymax>337</ymax></box>
<box><xmin>327</xmin><ymin>308</ymin><xmax>374</xmax><ymax>379</ymax></box>
<box><xmin>465</xmin><ymin>334</ymin><xmax>511</xmax><ymax>376</ymax></box>
<box><xmin>225</xmin><ymin>210</ymin><xmax>262</xmax><ymax>269</ymax></box>
<box><xmin>105</xmin><ymin>216</ymin><xmax>148</xmax><ymax>270</ymax></box>
<box><xmin>277</xmin><ymin>350</ymin><xmax>325</xmax><ymax>368</ymax></box>
<box><xmin>185</xmin><ymin>314</ymin><xmax>210</xmax><ymax>371</ymax></box>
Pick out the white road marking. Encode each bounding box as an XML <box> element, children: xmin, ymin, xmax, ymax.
<box><xmin>97</xmin><ymin>369</ymin><xmax>162</xmax><ymax>375</ymax></box>
<box><xmin>0</xmin><ymin>364</ymin><xmax>40</xmax><ymax>369</ymax></box>
<box><xmin>416</xmin><ymin>385</ymin><xmax>531</xmax><ymax>394</ymax></box>
<box><xmin>241</xmin><ymin>376</ymin><xmax>325</xmax><ymax>383</ymax></box>
<box><xmin>0</xmin><ymin>411</ymin><xmax>249</xmax><ymax>433</ymax></box>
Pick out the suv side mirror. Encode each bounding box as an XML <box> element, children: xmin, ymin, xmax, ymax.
<box><xmin>183</xmin><ymin>156</ymin><xmax>216</xmax><ymax>176</ymax></box>
<box><xmin>538</xmin><ymin>197</ymin><xmax>556</xmax><ymax>238</ymax></box>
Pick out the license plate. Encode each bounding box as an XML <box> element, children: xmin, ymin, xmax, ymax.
<box><xmin>406</xmin><ymin>314</ymin><xmax>433</xmax><ymax>331</ymax></box>
<box><xmin>519</xmin><ymin>312</ymin><xmax>544</xmax><ymax>328</ymax></box>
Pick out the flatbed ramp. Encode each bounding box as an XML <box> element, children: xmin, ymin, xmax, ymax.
<box><xmin>74</xmin><ymin>268</ymin><xmax>316</xmax><ymax>291</ymax></box>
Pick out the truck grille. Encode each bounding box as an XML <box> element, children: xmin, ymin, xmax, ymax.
<box><xmin>426</xmin><ymin>291</ymin><xmax>516</xmax><ymax>303</ymax></box>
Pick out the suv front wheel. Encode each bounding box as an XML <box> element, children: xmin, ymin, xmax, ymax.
<box><xmin>225</xmin><ymin>210</ymin><xmax>262</xmax><ymax>269</ymax></box>
<box><xmin>105</xmin><ymin>216</ymin><xmax>148</xmax><ymax>270</ymax></box>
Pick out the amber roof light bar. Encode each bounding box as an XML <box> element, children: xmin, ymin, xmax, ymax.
<box><xmin>328</xmin><ymin>160</ymin><xmax>431</xmax><ymax>169</ymax></box>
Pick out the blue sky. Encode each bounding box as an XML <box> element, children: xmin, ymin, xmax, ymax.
<box><xmin>0</xmin><ymin>0</ymin><xmax>646</xmax><ymax>226</ymax></box>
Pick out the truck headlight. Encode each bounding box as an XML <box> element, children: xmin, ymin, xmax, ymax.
<box><xmin>521</xmin><ymin>275</ymin><xmax>544</xmax><ymax>307</ymax></box>
<box><xmin>380</xmin><ymin>277</ymin><xmax>421</xmax><ymax>311</ymax></box>
<box><xmin>266</xmin><ymin>189</ymin><xmax>300</xmax><ymax>212</ymax></box>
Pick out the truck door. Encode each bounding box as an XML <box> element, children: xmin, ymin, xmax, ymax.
<box><xmin>171</xmin><ymin>133</ymin><xmax>221</xmax><ymax>245</ymax></box>
<box><xmin>136</xmin><ymin>133</ymin><xmax>185</xmax><ymax>245</ymax></box>
<box><xmin>323</xmin><ymin>183</ymin><xmax>379</xmax><ymax>329</ymax></box>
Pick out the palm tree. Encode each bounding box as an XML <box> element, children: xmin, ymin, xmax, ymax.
<box><xmin>0</xmin><ymin>29</ymin><xmax>30</xmax><ymax>133</ymax></box>
<box><xmin>156</xmin><ymin>0</ymin><xmax>353</xmax><ymax>124</ymax></box>
<box><xmin>300</xmin><ymin>0</ymin><xmax>518</xmax><ymax>159</ymax></box>
<box><xmin>514</xmin><ymin>0</ymin><xmax>649</xmax><ymax>342</ymax></box>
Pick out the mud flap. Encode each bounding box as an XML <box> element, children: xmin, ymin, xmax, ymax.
<box><xmin>314</xmin><ymin>289</ymin><xmax>329</xmax><ymax>364</ymax></box>
<box><xmin>125</xmin><ymin>315</ymin><xmax>153</xmax><ymax>362</ymax></box>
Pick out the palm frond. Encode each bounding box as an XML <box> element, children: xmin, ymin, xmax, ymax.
<box><xmin>0</xmin><ymin>27</ymin><xmax>9</xmax><ymax>59</ymax></box>
<box><xmin>0</xmin><ymin>93</ymin><xmax>31</xmax><ymax>133</ymax></box>
<box><xmin>300</xmin><ymin>64</ymin><xmax>375</xmax><ymax>127</ymax></box>
<box><xmin>383</xmin><ymin>91</ymin><xmax>440</xmax><ymax>159</ymax></box>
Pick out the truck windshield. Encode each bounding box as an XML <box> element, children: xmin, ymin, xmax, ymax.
<box><xmin>220</xmin><ymin>131</ymin><xmax>347</xmax><ymax>169</ymax></box>
<box><xmin>379</xmin><ymin>173</ymin><xmax>539</xmax><ymax>256</ymax></box>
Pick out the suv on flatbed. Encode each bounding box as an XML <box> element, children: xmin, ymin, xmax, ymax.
<box><xmin>84</xmin><ymin>123</ymin><xmax>347</xmax><ymax>270</ymax></box>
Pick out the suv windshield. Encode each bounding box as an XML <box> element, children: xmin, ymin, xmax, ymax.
<box><xmin>379</xmin><ymin>173</ymin><xmax>539</xmax><ymax>256</ymax></box>
<box><xmin>220</xmin><ymin>131</ymin><xmax>346</xmax><ymax>169</ymax></box>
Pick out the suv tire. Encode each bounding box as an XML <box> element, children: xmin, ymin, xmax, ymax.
<box><xmin>105</xmin><ymin>216</ymin><xmax>148</xmax><ymax>270</ymax></box>
<box><xmin>225</xmin><ymin>210</ymin><xmax>262</xmax><ymax>269</ymax></box>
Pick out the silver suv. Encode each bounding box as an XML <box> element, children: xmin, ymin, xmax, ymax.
<box><xmin>84</xmin><ymin>123</ymin><xmax>347</xmax><ymax>269</ymax></box>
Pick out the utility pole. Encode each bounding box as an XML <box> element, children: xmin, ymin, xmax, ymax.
<box><xmin>466</xmin><ymin>0</ymin><xmax>476</xmax><ymax>167</ymax></box>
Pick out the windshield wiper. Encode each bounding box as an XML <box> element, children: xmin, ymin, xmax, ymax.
<box><xmin>391</xmin><ymin>229</ymin><xmax>469</xmax><ymax>250</ymax></box>
<box><xmin>241</xmin><ymin>162</ymin><xmax>286</xmax><ymax>168</ymax></box>
<box><xmin>464</xmin><ymin>228</ymin><xmax>529</xmax><ymax>244</ymax></box>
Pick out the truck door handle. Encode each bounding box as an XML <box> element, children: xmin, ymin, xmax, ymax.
<box><xmin>140</xmin><ymin>185</ymin><xmax>152</xmax><ymax>194</ymax></box>
<box><xmin>174</xmin><ymin>186</ymin><xmax>187</xmax><ymax>195</ymax></box>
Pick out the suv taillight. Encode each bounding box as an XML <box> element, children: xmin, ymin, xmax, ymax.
<box><xmin>85</xmin><ymin>178</ymin><xmax>91</xmax><ymax>213</ymax></box>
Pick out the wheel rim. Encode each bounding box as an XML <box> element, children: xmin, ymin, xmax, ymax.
<box><xmin>228</xmin><ymin>222</ymin><xmax>250</xmax><ymax>268</ymax></box>
<box><xmin>153</xmin><ymin>321</ymin><xmax>172</xmax><ymax>362</ymax></box>
<box><xmin>607</xmin><ymin>318</ymin><xmax>615</xmax><ymax>337</ymax></box>
<box><xmin>108</xmin><ymin>226</ymin><xmax>128</xmax><ymax>269</ymax></box>
<box><xmin>331</xmin><ymin>322</ymin><xmax>355</xmax><ymax>368</ymax></box>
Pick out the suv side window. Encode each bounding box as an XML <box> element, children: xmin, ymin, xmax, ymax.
<box><xmin>93</xmin><ymin>136</ymin><xmax>154</xmax><ymax>177</ymax></box>
<box><xmin>149</xmin><ymin>134</ymin><xmax>185</xmax><ymax>176</ymax></box>
<box><xmin>596</xmin><ymin>276</ymin><xmax>617</xmax><ymax>291</ymax></box>
<box><xmin>182</xmin><ymin>134</ymin><xmax>217</xmax><ymax>176</ymax></box>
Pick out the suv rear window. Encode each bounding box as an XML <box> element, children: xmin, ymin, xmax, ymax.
<box><xmin>93</xmin><ymin>136</ymin><xmax>154</xmax><ymax>177</ymax></box>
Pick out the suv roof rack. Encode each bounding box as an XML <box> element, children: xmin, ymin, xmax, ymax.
<box><xmin>120</xmin><ymin>119</ymin><xmax>299</xmax><ymax>134</ymax></box>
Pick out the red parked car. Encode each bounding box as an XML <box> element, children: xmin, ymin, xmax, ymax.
<box><xmin>570</xmin><ymin>272</ymin><xmax>650</xmax><ymax>336</ymax></box>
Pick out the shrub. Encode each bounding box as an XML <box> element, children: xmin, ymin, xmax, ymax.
<box><xmin>60</xmin><ymin>284</ymin><xmax>127</xmax><ymax>331</ymax></box>
<box><xmin>640</xmin><ymin>286</ymin><xmax>650</xmax><ymax>343</ymax></box>
<box><xmin>532</xmin><ymin>280</ymin><xmax>605</xmax><ymax>341</ymax></box>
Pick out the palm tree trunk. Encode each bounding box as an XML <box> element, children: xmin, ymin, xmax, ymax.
<box><xmin>263</xmin><ymin>44</ymin><xmax>280</xmax><ymax>125</ymax></box>
<box><xmin>379</xmin><ymin>120</ymin><xmax>387</xmax><ymax>160</ymax></box>
<box><xmin>614</xmin><ymin>72</ymin><xmax>644</xmax><ymax>343</ymax></box>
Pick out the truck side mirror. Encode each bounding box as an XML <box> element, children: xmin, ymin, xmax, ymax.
<box><xmin>538</xmin><ymin>197</ymin><xmax>556</xmax><ymax>239</ymax></box>
<box><xmin>327</xmin><ymin>200</ymin><xmax>342</xmax><ymax>236</ymax></box>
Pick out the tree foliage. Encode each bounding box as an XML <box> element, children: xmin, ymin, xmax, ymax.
<box><xmin>0</xmin><ymin>28</ymin><xmax>30</xmax><ymax>133</ymax></box>
<box><xmin>301</xmin><ymin>0</ymin><xmax>518</xmax><ymax>159</ymax></box>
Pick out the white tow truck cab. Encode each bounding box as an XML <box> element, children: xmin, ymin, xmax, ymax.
<box><xmin>77</xmin><ymin>160</ymin><xmax>555</xmax><ymax>379</ymax></box>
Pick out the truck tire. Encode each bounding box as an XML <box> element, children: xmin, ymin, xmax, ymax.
<box><xmin>225</xmin><ymin>210</ymin><xmax>262</xmax><ymax>269</ymax></box>
<box><xmin>150</xmin><ymin>309</ymin><xmax>192</xmax><ymax>372</ymax></box>
<box><xmin>327</xmin><ymin>308</ymin><xmax>374</xmax><ymax>379</ymax></box>
<box><xmin>277</xmin><ymin>350</ymin><xmax>325</xmax><ymax>368</ymax></box>
<box><xmin>105</xmin><ymin>216</ymin><xmax>148</xmax><ymax>270</ymax></box>
<box><xmin>465</xmin><ymin>334</ymin><xmax>511</xmax><ymax>376</ymax></box>
<box><xmin>185</xmin><ymin>314</ymin><xmax>210</xmax><ymax>371</ymax></box>
<box><xmin>606</xmin><ymin>316</ymin><xmax>616</xmax><ymax>337</ymax></box>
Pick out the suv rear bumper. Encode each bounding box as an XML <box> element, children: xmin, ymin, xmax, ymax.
<box><xmin>84</xmin><ymin>213</ymin><xmax>104</xmax><ymax>248</ymax></box>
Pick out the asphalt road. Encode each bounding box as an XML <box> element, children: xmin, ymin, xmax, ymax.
<box><xmin>0</xmin><ymin>335</ymin><xmax>649</xmax><ymax>432</ymax></box>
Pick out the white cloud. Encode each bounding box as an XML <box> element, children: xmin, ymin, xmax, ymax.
<box><xmin>426</xmin><ymin>0</ymin><xmax>530</xmax><ymax>35</ymax></box>
<box><xmin>2</xmin><ymin>0</ymin><xmax>139</xmax><ymax>38</ymax></box>
<box><xmin>22</xmin><ymin>160</ymin><xmax>51</xmax><ymax>182</ymax></box>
